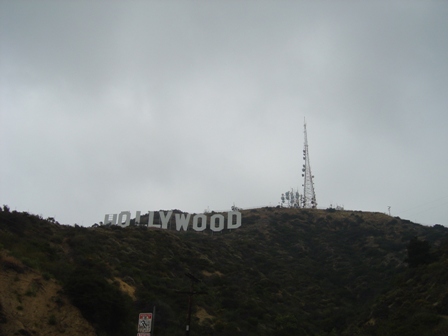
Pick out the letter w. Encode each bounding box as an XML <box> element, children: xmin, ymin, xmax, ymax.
<box><xmin>175</xmin><ymin>213</ymin><xmax>191</xmax><ymax>231</ymax></box>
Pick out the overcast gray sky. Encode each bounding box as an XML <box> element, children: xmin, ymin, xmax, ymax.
<box><xmin>1</xmin><ymin>1</ymin><xmax>447</xmax><ymax>226</ymax></box>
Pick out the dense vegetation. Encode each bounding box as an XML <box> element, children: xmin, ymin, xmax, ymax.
<box><xmin>1</xmin><ymin>205</ymin><xmax>448</xmax><ymax>335</ymax></box>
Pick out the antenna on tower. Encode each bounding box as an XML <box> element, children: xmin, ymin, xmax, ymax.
<box><xmin>302</xmin><ymin>118</ymin><xmax>317</xmax><ymax>208</ymax></box>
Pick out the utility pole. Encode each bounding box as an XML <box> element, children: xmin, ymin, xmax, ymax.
<box><xmin>302</xmin><ymin>119</ymin><xmax>317</xmax><ymax>208</ymax></box>
<box><xmin>176</xmin><ymin>273</ymin><xmax>206</xmax><ymax>336</ymax></box>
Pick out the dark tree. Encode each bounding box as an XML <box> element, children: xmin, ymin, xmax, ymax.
<box><xmin>406</xmin><ymin>237</ymin><xmax>433</xmax><ymax>267</ymax></box>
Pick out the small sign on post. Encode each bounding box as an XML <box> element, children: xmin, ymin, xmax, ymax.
<box><xmin>137</xmin><ymin>312</ymin><xmax>152</xmax><ymax>335</ymax></box>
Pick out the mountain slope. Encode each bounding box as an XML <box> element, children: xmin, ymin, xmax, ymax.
<box><xmin>1</xmin><ymin>206</ymin><xmax>447</xmax><ymax>335</ymax></box>
<box><xmin>0</xmin><ymin>252</ymin><xmax>96</xmax><ymax>336</ymax></box>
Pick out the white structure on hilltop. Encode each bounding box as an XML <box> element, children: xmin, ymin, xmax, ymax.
<box><xmin>301</xmin><ymin>120</ymin><xmax>317</xmax><ymax>208</ymax></box>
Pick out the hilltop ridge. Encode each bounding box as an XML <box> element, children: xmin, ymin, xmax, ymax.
<box><xmin>1</xmin><ymin>206</ymin><xmax>448</xmax><ymax>335</ymax></box>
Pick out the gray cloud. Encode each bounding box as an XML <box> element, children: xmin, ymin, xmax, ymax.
<box><xmin>1</xmin><ymin>1</ymin><xmax>447</xmax><ymax>226</ymax></box>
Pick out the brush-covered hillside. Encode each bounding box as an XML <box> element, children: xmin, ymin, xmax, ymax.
<box><xmin>1</xmin><ymin>205</ymin><xmax>448</xmax><ymax>336</ymax></box>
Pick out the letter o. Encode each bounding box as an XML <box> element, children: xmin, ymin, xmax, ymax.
<box><xmin>210</xmin><ymin>214</ymin><xmax>225</xmax><ymax>232</ymax></box>
<box><xmin>193</xmin><ymin>214</ymin><xmax>207</xmax><ymax>231</ymax></box>
<box><xmin>118</xmin><ymin>211</ymin><xmax>131</xmax><ymax>227</ymax></box>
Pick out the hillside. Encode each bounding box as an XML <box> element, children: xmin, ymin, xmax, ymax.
<box><xmin>1</xmin><ymin>206</ymin><xmax>448</xmax><ymax>335</ymax></box>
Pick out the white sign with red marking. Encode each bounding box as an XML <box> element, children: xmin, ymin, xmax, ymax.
<box><xmin>137</xmin><ymin>313</ymin><xmax>152</xmax><ymax>333</ymax></box>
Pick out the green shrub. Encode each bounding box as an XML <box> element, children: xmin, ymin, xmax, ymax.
<box><xmin>48</xmin><ymin>314</ymin><xmax>57</xmax><ymax>325</ymax></box>
<box><xmin>63</xmin><ymin>267</ymin><xmax>134</xmax><ymax>336</ymax></box>
<box><xmin>406</xmin><ymin>237</ymin><xmax>435</xmax><ymax>268</ymax></box>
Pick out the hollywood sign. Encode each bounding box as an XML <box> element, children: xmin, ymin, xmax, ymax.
<box><xmin>103</xmin><ymin>210</ymin><xmax>242</xmax><ymax>232</ymax></box>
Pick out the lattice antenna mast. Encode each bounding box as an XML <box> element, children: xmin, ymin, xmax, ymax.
<box><xmin>302</xmin><ymin>120</ymin><xmax>317</xmax><ymax>208</ymax></box>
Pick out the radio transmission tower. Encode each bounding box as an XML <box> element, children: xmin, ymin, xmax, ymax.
<box><xmin>301</xmin><ymin>120</ymin><xmax>317</xmax><ymax>208</ymax></box>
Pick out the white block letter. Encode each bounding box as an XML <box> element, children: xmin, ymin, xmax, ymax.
<box><xmin>227</xmin><ymin>211</ymin><xmax>242</xmax><ymax>229</ymax></box>
<box><xmin>160</xmin><ymin>211</ymin><xmax>172</xmax><ymax>229</ymax></box>
<box><xmin>175</xmin><ymin>213</ymin><xmax>191</xmax><ymax>231</ymax></box>
<box><xmin>118</xmin><ymin>211</ymin><xmax>131</xmax><ymax>227</ymax></box>
<box><xmin>210</xmin><ymin>214</ymin><xmax>225</xmax><ymax>232</ymax></box>
<box><xmin>135</xmin><ymin>211</ymin><xmax>141</xmax><ymax>226</ymax></box>
<box><xmin>147</xmin><ymin>211</ymin><xmax>160</xmax><ymax>228</ymax></box>
<box><xmin>192</xmin><ymin>214</ymin><xmax>207</xmax><ymax>232</ymax></box>
<box><xmin>103</xmin><ymin>214</ymin><xmax>117</xmax><ymax>225</ymax></box>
